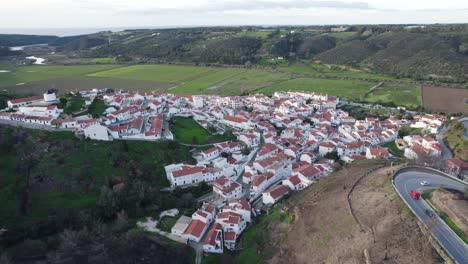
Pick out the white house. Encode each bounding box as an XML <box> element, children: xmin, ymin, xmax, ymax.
<box><xmin>282</xmin><ymin>175</ymin><xmax>308</xmax><ymax>191</ymax></box>
<box><xmin>223</xmin><ymin>115</ymin><xmax>253</xmax><ymax>130</ymax></box>
<box><xmin>183</xmin><ymin>219</ymin><xmax>208</xmax><ymax>242</ymax></box>
<box><xmin>222</xmin><ymin>199</ymin><xmax>252</xmax><ymax>223</ymax></box>
<box><xmin>201</xmin><ymin>147</ymin><xmax>221</xmax><ymax>161</ymax></box>
<box><xmin>203</xmin><ymin>223</ymin><xmax>223</xmax><ymax>253</ymax></box>
<box><xmin>262</xmin><ymin>185</ymin><xmax>291</xmax><ymax>205</ymax></box>
<box><xmin>318</xmin><ymin>141</ymin><xmax>337</xmax><ymax>156</ymax></box>
<box><xmin>213</xmin><ymin>176</ymin><xmax>242</xmax><ymax>201</ymax></box>
<box><xmin>366</xmin><ymin>147</ymin><xmax>389</xmax><ymax>159</ymax></box>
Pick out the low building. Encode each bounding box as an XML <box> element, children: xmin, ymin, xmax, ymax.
<box><xmin>366</xmin><ymin>147</ymin><xmax>389</xmax><ymax>159</ymax></box>
<box><xmin>262</xmin><ymin>185</ymin><xmax>291</xmax><ymax>205</ymax></box>
<box><xmin>203</xmin><ymin>223</ymin><xmax>223</xmax><ymax>254</ymax></box>
<box><xmin>183</xmin><ymin>219</ymin><xmax>208</xmax><ymax>242</ymax></box>
<box><xmin>171</xmin><ymin>215</ymin><xmax>192</xmax><ymax>236</ymax></box>
<box><xmin>213</xmin><ymin>176</ymin><xmax>242</xmax><ymax>201</ymax></box>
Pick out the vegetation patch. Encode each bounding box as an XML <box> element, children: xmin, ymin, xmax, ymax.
<box><xmin>157</xmin><ymin>216</ymin><xmax>178</xmax><ymax>232</ymax></box>
<box><xmin>444</xmin><ymin>121</ymin><xmax>468</xmax><ymax>160</ymax></box>
<box><xmin>88</xmin><ymin>64</ymin><xmax>220</xmax><ymax>83</ymax></box>
<box><xmin>0</xmin><ymin>64</ymin><xmax>121</xmax><ymax>87</ymax></box>
<box><xmin>87</xmin><ymin>97</ymin><xmax>107</xmax><ymax>118</ymax></box>
<box><xmin>364</xmin><ymin>84</ymin><xmax>422</xmax><ymax>110</ymax></box>
<box><xmin>62</xmin><ymin>95</ymin><xmax>85</xmax><ymax>115</ymax></box>
<box><xmin>0</xmin><ymin>126</ymin><xmax>195</xmax><ymax>228</ymax></box>
<box><xmin>383</xmin><ymin>141</ymin><xmax>404</xmax><ymax>156</ymax></box>
<box><xmin>237</xmin><ymin>208</ymin><xmax>293</xmax><ymax>264</ymax></box>
<box><xmin>439</xmin><ymin>212</ymin><xmax>468</xmax><ymax>244</ymax></box>
<box><xmin>170</xmin><ymin>117</ymin><xmax>235</xmax><ymax>145</ymax></box>
<box><xmin>258</xmin><ymin>77</ymin><xmax>373</xmax><ymax>101</ymax></box>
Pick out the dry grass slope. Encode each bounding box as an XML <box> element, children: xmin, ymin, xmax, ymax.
<box><xmin>265</xmin><ymin>161</ymin><xmax>442</xmax><ymax>264</ymax></box>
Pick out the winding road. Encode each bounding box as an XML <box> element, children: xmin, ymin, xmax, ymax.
<box><xmin>393</xmin><ymin>168</ymin><xmax>468</xmax><ymax>264</ymax></box>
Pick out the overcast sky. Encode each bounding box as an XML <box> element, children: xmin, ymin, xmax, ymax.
<box><xmin>1</xmin><ymin>0</ymin><xmax>467</xmax><ymax>34</ymax></box>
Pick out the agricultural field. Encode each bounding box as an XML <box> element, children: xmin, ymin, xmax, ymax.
<box><xmin>0</xmin><ymin>63</ymin><xmax>427</xmax><ymax>108</ymax></box>
<box><xmin>422</xmin><ymin>86</ymin><xmax>468</xmax><ymax>114</ymax></box>
<box><xmin>0</xmin><ymin>64</ymin><xmax>121</xmax><ymax>87</ymax></box>
<box><xmin>258</xmin><ymin>77</ymin><xmax>374</xmax><ymax>101</ymax></box>
<box><xmin>364</xmin><ymin>84</ymin><xmax>422</xmax><ymax>110</ymax></box>
<box><xmin>277</xmin><ymin>62</ymin><xmax>405</xmax><ymax>81</ymax></box>
<box><xmin>88</xmin><ymin>64</ymin><xmax>219</xmax><ymax>83</ymax></box>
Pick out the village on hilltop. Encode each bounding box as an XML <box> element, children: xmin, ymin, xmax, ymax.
<box><xmin>2</xmin><ymin>88</ymin><xmax>466</xmax><ymax>254</ymax></box>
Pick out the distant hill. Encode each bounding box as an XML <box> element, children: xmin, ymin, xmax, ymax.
<box><xmin>316</xmin><ymin>32</ymin><xmax>467</xmax><ymax>81</ymax></box>
<box><xmin>7</xmin><ymin>25</ymin><xmax>467</xmax><ymax>82</ymax></box>
<box><xmin>0</xmin><ymin>34</ymin><xmax>58</xmax><ymax>47</ymax></box>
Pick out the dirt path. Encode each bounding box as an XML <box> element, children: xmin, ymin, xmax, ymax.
<box><xmin>266</xmin><ymin>161</ymin><xmax>442</xmax><ymax>264</ymax></box>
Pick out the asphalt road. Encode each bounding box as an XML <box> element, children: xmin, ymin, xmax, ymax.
<box><xmin>394</xmin><ymin>170</ymin><xmax>468</xmax><ymax>264</ymax></box>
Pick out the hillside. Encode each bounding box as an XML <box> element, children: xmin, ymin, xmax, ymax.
<box><xmin>237</xmin><ymin>161</ymin><xmax>442</xmax><ymax>263</ymax></box>
<box><xmin>0</xmin><ymin>34</ymin><xmax>58</xmax><ymax>47</ymax></box>
<box><xmin>317</xmin><ymin>32</ymin><xmax>467</xmax><ymax>81</ymax></box>
<box><xmin>43</xmin><ymin>25</ymin><xmax>468</xmax><ymax>82</ymax></box>
<box><xmin>0</xmin><ymin>126</ymin><xmax>204</xmax><ymax>262</ymax></box>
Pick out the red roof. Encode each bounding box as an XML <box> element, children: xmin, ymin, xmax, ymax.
<box><xmin>228</xmin><ymin>199</ymin><xmax>251</xmax><ymax>211</ymax></box>
<box><xmin>203</xmin><ymin>229</ymin><xmax>221</xmax><ymax>246</ymax></box>
<box><xmin>295</xmin><ymin>165</ymin><xmax>320</xmax><ymax>178</ymax></box>
<box><xmin>203</xmin><ymin>147</ymin><xmax>219</xmax><ymax>155</ymax></box>
<box><xmin>286</xmin><ymin>175</ymin><xmax>301</xmax><ymax>185</ymax></box>
<box><xmin>224</xmin><ymin>115</ymin><xmax>248</xmax><ymax>124</ymax></box>
<box><xmin>9</xmin><ymin>95</ymin><xmax>42</xmax><ymax>105</ymax></box>
<box><xmin>251</xmin><ymin>174</ymin><xmax>267</xmax><ymax>187</ymax></box>
<box><xmin>264</xmin><ymin>185</ymin><xmax>290</xmax><ymax>199</ymax></box>
<box><xmin>195</xmin><ymin>210</ymin><xmax>208</xmax><ymax>218</ymax></box>
<box><xmin>258</xmin><ymin>143</ymin><xmax>278</xmax><ymax>156</ymax></box>
<box><xmin>224</xmin><ymin>231</ymin><xmax>236</xmax><ymax>242</ymax></box>
<box><xmin>145</xmin><ymin>114</ymin><xmax>163</xmax><ymax>136</ymax></box>
<box><xmin>172</xmin><ymin>166</ymin><xmax>203</xmax><ymax>178</ymax></box>
<box><xmin>369</xmin><ymin>147</ymin><xmax>389</xmax><ymax>157</ymax></box>
<box><xmin>183</xmin><ymin>219</ymin><xmax>206</xmax><ymax>238</ymax></box>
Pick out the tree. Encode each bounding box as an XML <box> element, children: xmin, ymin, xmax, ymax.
<box><xmin>241</xmin><ymin>146</ymin><xmax>251</xmax><ymax>156</ymax></box>
<box><xmin>324</xmin><ymin>150</ymin><xmax>339</xmax><ymax>161</ymax></box>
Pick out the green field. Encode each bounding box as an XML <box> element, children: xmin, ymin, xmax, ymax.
<box><xmin>0</xmin><ymin>63</ymin><xmax>422</xmax><ymax>107</ymax></box>
<box><xmin>365</xmin><ymin>84</ymin><xmax>422</xmax><ymax>109</ymax></box>
<box><xmin>258</xmin><ymin>77</ymin><xmax>374</xmax><ymax>101</ymax></box>
<box><xmin>89</xmin><ymin>64</ymin><xmax>219</xmax><ymax>83</ymax></box>
<box><xmin>277</xmin><ymin>62</ymin><xmax>405</xmax><ymax>81</ymax></box>
<box><xmin>383</xmin><ymin>141</ymin><xmax>404</xmax><ymax>156</ymax></box>
<box><xmin>0</xmin><ymin>64</ymin><xmax>121</xmax><ymax>87</ymax></box>
<box><xmin>170</xmin><ymin>117</ymin><xmax>235</xmax><ymax>145</ymax></box>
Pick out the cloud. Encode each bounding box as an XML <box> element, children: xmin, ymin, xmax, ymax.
<box><xmin>117</xmin><ymin>0</ymin><xmax>373</xmax><ymax>16</ymax></box>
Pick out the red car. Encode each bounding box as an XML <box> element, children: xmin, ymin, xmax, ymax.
<box><xmin>410</xmin><ymin>190</ymin><xmax>421</xmax><ymax>200</ymax></box>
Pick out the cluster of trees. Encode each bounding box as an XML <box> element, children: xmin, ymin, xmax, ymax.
<box><xmin>0</xmin><ymin>34</ymin><xmax>58</xmax><ymax>47</ymax></box>
<box><xmin>200</xmin><ymin>37</ymin><xmax>262</xmax><ymax>65</ymax></box>
<box><xmin>0</xmin><ymin>46</ymin><xmax>23</xmax><ymax>57</ymax></box>
<box><xmin>0</xmin><ymin>126</ymin><xmax>205</xmax><ymax>262</ymax></box>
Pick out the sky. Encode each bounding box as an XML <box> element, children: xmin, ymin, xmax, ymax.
<box><xmin>1</xmin><ymin>0</ymin><xmax>468</xmax><ymax>35</ymax></box>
